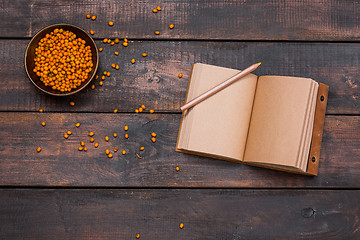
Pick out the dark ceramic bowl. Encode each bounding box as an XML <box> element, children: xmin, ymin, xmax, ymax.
<box><xmin>25</xmin><ymin>23</ymin><xmax>99</xmax><ymax>96</ymax></box>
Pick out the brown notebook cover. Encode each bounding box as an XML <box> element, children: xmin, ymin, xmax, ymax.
<box><xmin>176</xmin><ymin>65</ymin><xmax>328</xmax><ymax>176</ymax></box>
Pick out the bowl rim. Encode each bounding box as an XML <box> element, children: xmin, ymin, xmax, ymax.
<box><xmin>24</xmin><ymin>23</ymin><xmax>99</xmax><ymax>96</ymax></box>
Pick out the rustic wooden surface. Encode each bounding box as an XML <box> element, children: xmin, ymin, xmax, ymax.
<box><xmin>0</xmin><ymin>40</ymin><xmax>359</xmax><ymax>114</ymax></box>
<box><xmin>0</xmin><ymin>113</ymin><xmax>359</xmax><ymax>188</ymax></box>
<box><xmin>1</xmin><ymin>189</ymin><xmax>359</xmax><ymax>239</ymax></box>
<box><xmin>1</xmin><ymin>0</ymin><xmax>360</xmax><ymax>40</ymax></box>
<box><xmin>0</xmin><ymin>0</ymin><xmax>359</xmax><ymax>239</ymax></box>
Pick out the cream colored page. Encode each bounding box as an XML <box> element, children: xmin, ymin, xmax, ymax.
<box><xmin>244</xmin><ymin>76</ymin><xmax>314</xmax><ymax>167</ymax></box>
<box><xmin>178</xmin><ymin>63</ymin><xmax>258</xmax><ymax>161</ymax></box>
<box><xmin>295</xmin><ymin>82</ymin><xmax>315</xmax><ymax>170</ymax></box>
<box><xmin>299</xmin><ymin>82</ymin><xmax>318</xmax><ymax>171</ymax></box>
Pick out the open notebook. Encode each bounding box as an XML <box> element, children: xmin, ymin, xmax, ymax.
<box><xmin>176</xmin><ymin>63</ymin><xmax>328</xmax><ymax>175</ymax></box>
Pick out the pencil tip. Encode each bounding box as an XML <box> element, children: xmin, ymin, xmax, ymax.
<box><xmin>258</xmin><ymin>62</ymin><xmax>261</xmax><ymax>66</ymax></box>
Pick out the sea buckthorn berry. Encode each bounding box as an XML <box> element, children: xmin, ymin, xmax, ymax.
<box><xmin>89</xmin><ymin>30</ymin><xmax>94</xmax><ymax>35</ymax></box>
<box><xmin>151</xmin><ymin>137</ymin><xmax>156</xmax><ymax>142</ymax></box>
<box><xmin>178</xmin><ymin>73</ymin><xmax>183</xmax><ymax>78</ymax></box>
<box><xmin>76</xmin><ymin>123</ymin><xmax>80</xmax><ymax>128</ymax></box>
<box><xmin>39</xmin><ymin>109</ymin><xmax>44</xmax><ymax>113</ymax></box>
<box><xmin>106</xmin><ymin>72</ymin><xmax>111</xmax><ymax>77</ymax></box>
<box><xmin>149</xmin><ymin>109</ymin><xmax>154</xmax><ymax>113</ymax></box>
<box><xmin>124</xmin><ymin>38</ymin><xmax>128</xmax><ymax>42</ymax></box>
<box><xmin>122</xmin><ymin>42</ymin><xmax>128</xmax><ymax>47</ymax></box>
<box><xmin>136</xmin><ymin>233</ymin><xmax>140</xmax><ymax>239</ymax></box>
<box><xmin>155</xmin><ymin>31</ymin><xmax>160</xmax><ymax>35</ymax></box>
<box><xmin>105</xmin><ymin>136</ymin><xmax>109</xmax><ymax>141</ymax></box>
<box><xmin>99</xmin><ymin>48</ymin><xmax>103</xmax><ymax>52</ymax></box>
<box><xmin>67</xmin><ymin>131</ymin><xmax>72</xmax><ymax>135</ymax></box>
<box><xmin>80</xmin><ymin>141</ymin><xmax>85</xmax><ymax>146</ymax></box>
<box><xmin>105</xmin><ymin>149</ymin><xmax>110</xmax><ymax>155</ymax></box>
<box><xmin>116</xmin><ymin>65</ymin><xmax>119</xmax><ymax>70</ymax></box>
<box><xmin>95</xmin><ymin>75</ymin><xmax>99</xmax><ymax>79</ymax></box>
<box><xmin>37</xmin><ymin>147</ymin><xmax>41</xmax><ymax>153</ymax></box>
<box><xmin>139</xmin><ymin>107</ymin><xmax>143</xmax><ymax>112</ymax></box>
<box><xmin>103</xmin><ymin>71</ymin><xmax>107</xmax><ymax>75</ymax></box>
<box><xmin>94</xmin><ymin>142</ymin><xmax>99</xmax><ymax>148</ymax></box>
<box><xmin>111</xmin><ymin>63</ymin><xmax>116</xmax><ymax>68</ymax></box>
<box><xmin>141</xmin><ymin>104</ymin><xmax>146</xmax><ymax>109</ymax></box>
<box><xmin>107</xmin><ymin>39</ymin><xmax>111</xmax><ymax>44</ymax></box>
<box><xmin>169</xmin><ymin>24</ymin><xmax>174</xmax><ymax>29</ymax></box>
<box><xmin>152</xmin><ymin>8</ymin><xmax>158</xmax><ymax>13</ymax></box>
<box><xmin>157</xmin><ymin>6</ymin><xmax>161</xmax><ymax>11</ymax></box>
<box><xmin>113</xmin><ymin>133</ymin><xmax>117</xmax><ymax>138</ymax></box>
<box><xmin>114</xmin><ymin>51</ymin><xmax>119</xmax><ymax>56</ymax></box>
<box><xmin>108</xmin><ymin>153</ymin><xmax>113</xmax><ymax>158</ymax></box>
<box><xmin>101</xmin><ymin>75</ymin><xmax>105</xmax><ymax>80</ymax></box>
<box><xmin>135</xmin><ymin>109</ymin><xmax>139</xmax><ymax>113</ymax></box>
<box><xmin>86</xmin><ymin>14</ymin><xmax>91</xmax><ymax>19</ymax></box>
<box><xmin>108</xmin><ymin>21</ymin><xmax>114</xmax><ymax>26</ymax></box>
<box><xmin>84</xmin><ymin>147</ymin><xmax>88</xmax><ymax>151</ymax></box>
<box><xmin>70</xmin><ymin>101</ymin><xmax>75</xmax><ymax>106</ymax></box>
<box><xmin>124</xmin><ymin>125</ymin><xmax>128</xmax><ymax>131</ymax></box>
<box><xmin>78</xmin><ymin>147</ymin><xmax>83</xmax><ymax>151</ymax></box>
<box><xmin>89</xmin><ymin>132</ymin><xmax>94</xmax><ymax>137</ymax></box>
<box><xmin>179</xmin><ymin>223</ymin><xmax>184</xmax><ymax>229</ymax></box>
<box><xmin>142</xmin><ymin>53</ymin><xmax>147</xmax><ymax>57</ymax></box>
<box><xmin>176</xmin><ymin>166</ymin><xmax>180</xmax><ymax>172</ymax></box>
<box><xmin>99</xmin><ymin>81</ymin><xmax>103</xmax><ymax>86</ymax></box>
<box><xmin>122</xmin><ymin>150</ymin><xmax>126</xmax><ymax>155</ymax></box>
<box><xmin>114</xmin><ymin>38</ymin><xmax>120</xmax><ymax>44</ymax></box>
<box><xmin>110</xmin><ymin>41</ymin><xmax>114</xmax><ymax>46</ymax></box>
<box><xmin>91</xmin><ymin>84</ymin><xmax>95</xmax><ymax>90</ymax></box>
<box><xmin>90</xmin><ymin>137</ymin><xmax>94</xmax><ymax>143</ymax></box>
<box><xmin>125</xmin><ymin>134</ymin><xmax>129</xmax><ymax>139</ymax></box>
<box><xmin>91</xmin><ymin>15</ymin><xmax>96</xmax><ymax>20</ymax></box>
<box><xmin>151</xmin><ymin>132</ymin><xmax>156</xmax><ymax>137</ymax></box>
<box><xmin>63</xmin><ymin>134</ymin><xmax>69</xmax><ymax>139</ymax></box>
<box><xmin>41</xmin><ymin>122</ymin><xmax>46</xmax><ymax>127</ymax></box>
<box><xmin>103</xmin><ymin>38</ymin><xmax>108</xmax><ymax>43</ymax></box>
<box><xmin>140</xmin><ymin>146</ymin><xmax>144</xmax><ymax>151</ymax></box>
<box><xmin>114</xmin><ymin>109</ymin><xmax>118</xmax><ymax>113</ymax></box>
<box><xmin>131</xmin><ymin>58</ymin><xmax>135</xmax><ymax>64</ymax></box>
<box><xmin>114</xmin><ymin>147</ymin><xmax>118</xmax><ymax>152</ymax></box>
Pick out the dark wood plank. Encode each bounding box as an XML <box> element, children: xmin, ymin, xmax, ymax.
<box><xmin>0</xmin><ymin>189</ymin><xmax>359</xmax><ymax>239</ymax></box>
<box><xmin>1</xmin><ymin>40</ymin><xmax>359</xmax><ymax>114</ymax></box>
<box><xmin>0</xmin><ymin>112</ymin><xmax>358</xmax><ymax>188</ymax></box>
<box><xmin>1</xmin><ymin>0</ymin><xmax>360</xmax><ymax>41</ymax></box>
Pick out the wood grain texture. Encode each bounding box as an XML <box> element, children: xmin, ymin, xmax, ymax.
<box><xmin>1</xmin><ymin>0</ymin><xmax>360</xmax><ymax>41</ymax></box>
<box><xmin>0</xmin><ymin>189</ymin><xmax>359</xmax><ymax>239</ymax></box>
<box><xmin>1</xmin><ymin>40</ymin><xmax>359</xmax><ymax>114</ymax></box>
<box><xmin>0</xmin><ymin>112</ymin><xmax>358</xmax><ymax>188</ymax></box>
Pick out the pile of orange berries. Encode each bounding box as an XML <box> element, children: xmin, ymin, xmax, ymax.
<box><xmin>33</xmin><ymin>28</ymin><xmax>93</xmax><ymax>92</ymax></box>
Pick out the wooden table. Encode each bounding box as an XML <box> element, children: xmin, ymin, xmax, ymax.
<box><xmin>0</xmin><ymin>0</ymin><xmax>359</xmax><ymax>239</ymax></box>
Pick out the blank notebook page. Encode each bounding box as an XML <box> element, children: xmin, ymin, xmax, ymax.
<box><xmin>244</xmin><ymin>76</ymin><xmax>315</xmax><ymax>168</ymax></box>
<box><xmin>177</xmin><ymin>63</ymin><xmax>258</xmax><ymax>161</ymax></box>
